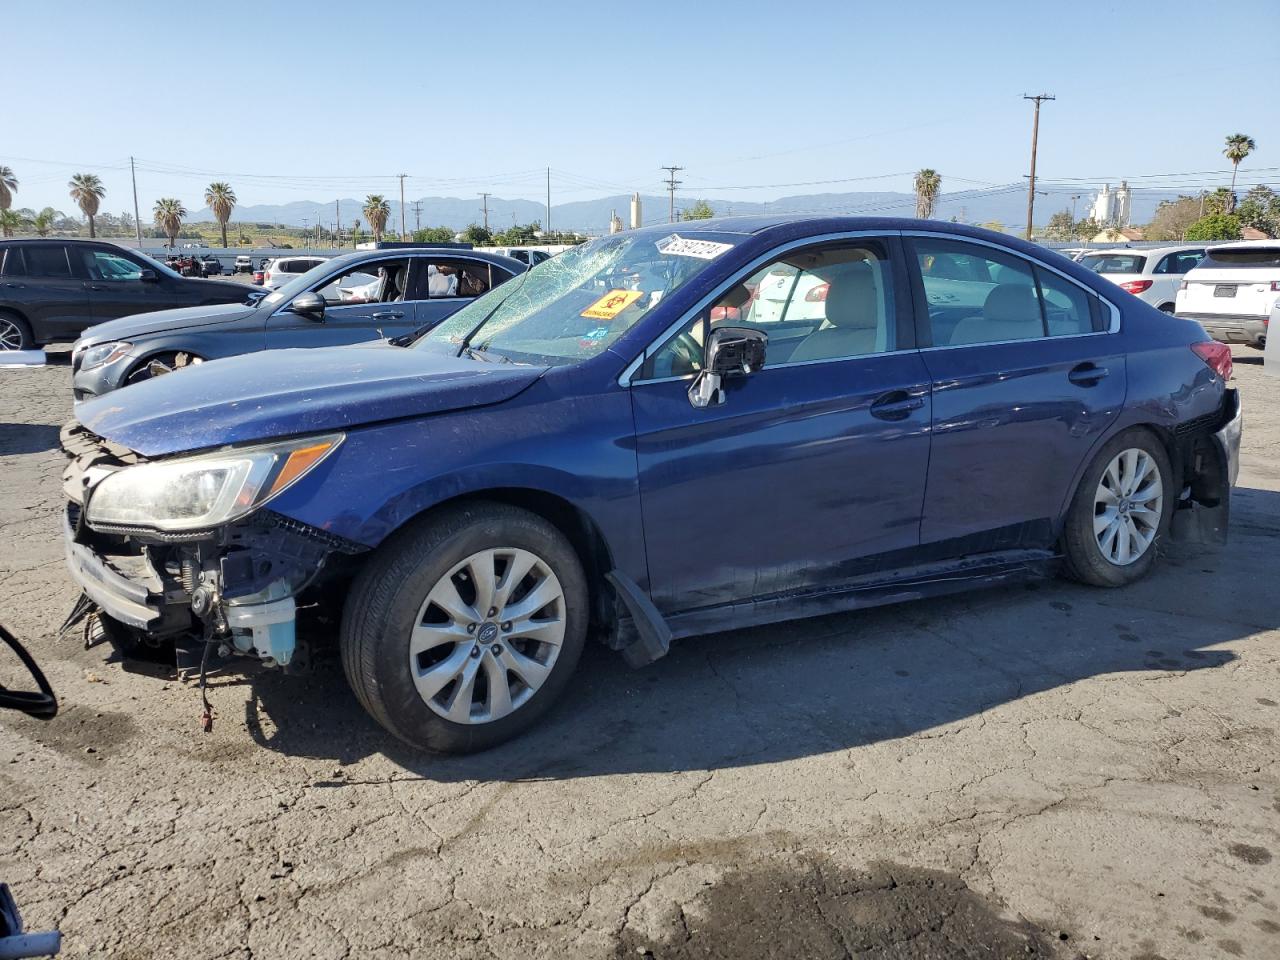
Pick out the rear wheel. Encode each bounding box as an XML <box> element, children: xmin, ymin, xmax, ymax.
<box><xmin>340</xmin><ymin>502</ymin><xmax>588</xmax><ymax>753</ymax></box>
<box><xmin>1157</xmin><ymin>303</ymin><xmax>1175</xmax><ymax>314</ymax></box>
<box><xmin>0</xmin><ymin>312</ymin><xmax>34</xmax><ymax>351</ymax></box>
<box><xmin>1061</xmin><ymin>429</ymin><xmax>1173</xmax><ymax>587</ymax></box>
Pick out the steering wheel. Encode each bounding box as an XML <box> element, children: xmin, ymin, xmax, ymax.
<box><xmin>0</xmin><ymin>623</ymin><xmax>58</xmax><ymax>719</ymax></box>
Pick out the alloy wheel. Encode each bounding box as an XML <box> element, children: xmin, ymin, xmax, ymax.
<box><xmin>408</xmin><ymin>547</ymin><xmax>566</xmax><ymax>724</ymax></box>
<box><xmin>1093</xmin><ymin>448</ymin><xmax>1163</xmax><ymax>566</ymax></box>
<box><xmin>0</xmin><ymin>318</ymin><xmax>24</xmax><ymax>350</ymax></box>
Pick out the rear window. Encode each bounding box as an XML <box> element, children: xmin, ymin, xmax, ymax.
<box><xmin>1079</xmin><ymin>253</ymin><xmax>1146</xmax><ymax>275</ymax></box>
<box><xmin>1199</xmin><ymin>248</ymin><xmax>1280</xmax><ymax>269</ymax></box>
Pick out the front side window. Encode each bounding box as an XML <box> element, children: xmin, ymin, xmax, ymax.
<box><xmin>82</xmin><ymin>250</ymin><xmax>144</xmax><ymax>281</ymax></box>
<box><xmin>644</xmin><ymin>242</ymin><xmax>896</xmax><ymax>380</ymax></box>
<box><xmin>420</xmin><ymin>231</ymin><xmax>742</xmax><ymax>365</ymax></box>
<box><xmin>914</xmin><ymin>238</ymin><xmax>1102</xmax><ymax>345</ymax></box>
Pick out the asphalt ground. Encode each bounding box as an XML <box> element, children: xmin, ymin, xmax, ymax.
<box><xmin>1</xmin><ymin>345</ymin><xmax>1277</xmax><ymax>959</ymax></box>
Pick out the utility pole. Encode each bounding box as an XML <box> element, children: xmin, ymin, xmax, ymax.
<box><xmin>412</xmin><ymin>200</ymin><xmax>422</xmax><ymax>233</ymax></box>
<box><xmin>1070</xmin><ymin>193</ymin><xmax>1081</xmax><ymax>227</ymax></box>
<box><xmin>335</xmin><ymin>199</ymin><xmax>341</xmax><ymax>249</ymax></box>
<box><xmin>130</xmin><ymin>156</ymin><xmax>143</xmax><ymax>245</ymax></box>
<box><xmin>478</xmin><ymin>192</ymin><xmax>490</xmax><ymax>232</ymax></box>
<box><xmin>397</xmin><ymin>173</ymin><xmax>408</xmax><ymax>240</ymax></box>
<box><xmin>661</xmin><ymin>165</ymin><xmax>684</xmax><ymax>223</ymax></box>
<box><xmin>545</xmin><ymin>168</ymin><xmax>551</xmax><ymax>237</ymax></box>
<box><xmin>1023</xmin><ymin>94</ymin><xmax>1054</xmax><ymax>240</ymax></box>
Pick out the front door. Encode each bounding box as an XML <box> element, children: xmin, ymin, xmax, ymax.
<box><xmin>266</xmin><ymin>257</ymin><xmax>416</xmax><ymax>348</ymax></box>
<box><xmin>78</xmin><ymin>246</ymin><xmax>182</xmax><ymax>322</ymax></box>
<box><xmin>630</xmin><ymin>237</ymin><xmax>932</xmax><ymax>614</ymax></box>
<box><xmin>905</xmin><ymin>235</ymin><xmax>1126</xmax><ymax>551</ymax></box>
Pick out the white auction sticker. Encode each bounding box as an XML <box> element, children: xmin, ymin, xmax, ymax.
<box><xmin>656</xmin><ymin>234</ymin><xmax>733</xmax><ymax>260</ymax></box>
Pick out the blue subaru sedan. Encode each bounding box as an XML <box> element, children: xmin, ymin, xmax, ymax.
<box><xmin>62</xmin><ymin>217</ymin><xmax>1241</xmax><ymax>752</ymax></box>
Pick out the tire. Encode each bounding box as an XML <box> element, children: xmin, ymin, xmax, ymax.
<box><xmin>0</xmin><ymin>311</ymin><xmax>34</xmax><ymax>351</ymax></box>
<box><xmin>1157</xmin><ymin>303</ymin><xmax>1175</xmax><ymax>314</ymax></box>
<box><xmin>1061</xmin><ymin>428</ymin><xmax>1173</xmax><ymax>587</ymax></box>
<box><xmin>340</xmin><ymin>502</ymin><xmax>589</xmax><ymax>753</ymax></box>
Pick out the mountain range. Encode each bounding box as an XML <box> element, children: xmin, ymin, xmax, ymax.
<box><xmin>188</xmin><ymin>187</ymin><xmax>1188</xmax><ymax>234</ymax></box>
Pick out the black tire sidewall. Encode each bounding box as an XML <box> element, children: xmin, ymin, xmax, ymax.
<box><xmin>1063</xmin><ymin>428</ymin><xmax>1173</xmax><ymax>587</ymax></box>
<box><xmin>0</xmin><ymin>311</ymin><xmax>34</xmax><ymax>350</ymax></box>
<box><xmin>343</xmin><ymin>504</ymin><xmax>589</xmax><ymax>753</ymax></box>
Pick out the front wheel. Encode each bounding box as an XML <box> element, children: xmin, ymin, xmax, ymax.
<box><xmin>0</xmin><ymin>311</ymin><xmax>34</xmax><ymax>351</ymax></box>
<box><xmin>1061</xmin><ymin>429</ymin><xmax>1173</xmax><ymax>587</ymax></box>
<box><xmin>340</xmin><ymin>503</ymin><xmax>588</xmax><ymax>753</ymax></box>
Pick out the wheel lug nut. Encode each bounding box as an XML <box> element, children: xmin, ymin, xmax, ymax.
<box><xmin>487</xmin><ymin>607</ymin><xmax>497</xmax><ymax>618</ymax></box>
<box><xmin>492</xmin><ymin>644</ymin><xmax>503</xmax><ymax>656</ymax></box>
<box><xmin>470</xmin><ymin>646</ymin><xmax>480</xmax><ymax>658</ymax></box>
<box><xmin>467</xmin><ymin>623</ymin><xmax>477</xmax><ymax>634</ymax></box>
<box><xmin>501</xmin><ymin>621</ymin><xmax>512</xmax><ymax>632</ymax></box>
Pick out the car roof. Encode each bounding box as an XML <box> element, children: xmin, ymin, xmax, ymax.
<box><xmin>1206</xmin><ymin>240</ymin><xmax>1280</xmax><ymax>253</ymax></box>
<box><xmin>314</xmin><ymin>247</ymin><xmax>527</xmax><ymax>271</ymax></box>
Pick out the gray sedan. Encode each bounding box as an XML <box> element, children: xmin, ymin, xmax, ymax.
<box><xmin>70</xmin><ymin>248</ymin><xmax>526</xmax><ymax>400</ymax></box>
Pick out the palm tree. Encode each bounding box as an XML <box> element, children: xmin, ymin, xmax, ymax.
<box><xmin>362</xmin><ymin>195</ymin><xmax>390</xmax><ymax>241</ymax></box>
<box><xmin>1223</xmin><ymin>133</ymin><xmax>1256</xmax><ymax>211</ymax></box>
<box><xmin>32</xmin><ymin>208</ymin><xmax>56</xmax><ymax>237</ymax></box>
<box><xmin>204</xmin><ymin>182</ymin><xmax>237</xmax><ymax>248</ymax></box>
<box><xmin>914</xmin><ymin>169</ymin><xmax>942</xmax><ymax>219</ymax></box>
<box><xmin>68</xmin><ymin>173</ymin><xmax>106</xmax><ymax>238</ymax></box>
<box><xmin>153</xmin><ymin>198</ymin><xmax>187</xmax><ymax>247</ymax></box>
<box><xmin>0</xmin><ymin>166</ymin><xmax>16</xmax><ymax>211</ymax></box>
<box><xmin>0</xmin><ymin>209</ymin><xmax>26</xmax><ymax>237</ymax></box>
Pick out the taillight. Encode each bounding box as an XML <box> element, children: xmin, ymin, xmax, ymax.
<box><xmin>804</xmin><ymin>282</ymin><xmax>830</xmax><ymax>302</ymax></box>
<box><xmin>1191</xmin><ymin>341</ymin><xmax>1233</xmax><ymax>381</ymax></box>
<box><xmin>1271</xmin><ymin>281</ymin><xmax>1280</xmax><ymax>292</ymax></box>
<box><xmin>1119</xmin><ymin>280</ymin><xmax>1153</xmax><ymax>294</ymax></box>
<box><xmin>265</xmin><ymin>271</ymin><xmax>272</xmax><ymax>282</ymax></box>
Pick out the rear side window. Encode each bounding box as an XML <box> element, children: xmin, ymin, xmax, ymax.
<box><xmin>21</xmin><ymin>245</ymin><xmax>74</xmax><ymax>278</ymax></box>
<box><xmin>412</xmin><ymin>259</ymin><xmax>513</xmax><ymax>299</ymax></box>
<box><xmin>1034</xmin><ymin>267</ymin><xmax>1096</xmax><ymax>337</ymax></box>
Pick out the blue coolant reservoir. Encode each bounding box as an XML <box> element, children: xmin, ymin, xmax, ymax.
<box><xmin>225</xmin><ymin>596</ymin><xmax>297</xmax><ymax>666</ymax></box>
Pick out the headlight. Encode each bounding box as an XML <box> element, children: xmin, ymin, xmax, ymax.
<box><xmin>78</xmin><ymin>341</ymin><xmax>133</xmax><ymax>371</ymax></box>
<box><xmin>86</xmin><ymin>434</ymin><xmax>344</xmax><ymax>532</ymax></box>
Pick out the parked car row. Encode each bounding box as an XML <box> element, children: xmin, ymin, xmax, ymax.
<box><xmin>56</xmin><ymin>217</ymin><xmax>1241</xmax><ymax>754</ymax></box>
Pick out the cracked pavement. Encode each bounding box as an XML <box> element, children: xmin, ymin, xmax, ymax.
<box><xmin>2</xmin><ymin>347</ymin><xmax>1278</xmax><ymax>959</ymax></box>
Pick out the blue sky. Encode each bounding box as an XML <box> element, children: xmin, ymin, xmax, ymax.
<box><xmin>4</xmin><ymin>0</ymin><xmax>1278</xmax><ymax>215</ymax></box>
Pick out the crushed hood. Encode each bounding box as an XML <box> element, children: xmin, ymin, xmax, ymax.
<box><xmin>76</xmin><ymin>302</ymin><xmax>260</xmax><ymax>344</ymax></box>
<box><xmin>76</xmin><ymin>343</ymin><xmax>547</xmax><ymax>457</ymax></box>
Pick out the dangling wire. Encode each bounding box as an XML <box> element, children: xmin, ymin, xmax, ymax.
<box><xmin>198</xmin><ymin>625</ymin><xmax>215</xmax><ymax>734</ymax></box>
<box><xmin>0</xmin><ymin>623</ymin><xmax>58</xmax><ymax>719</ymax></box>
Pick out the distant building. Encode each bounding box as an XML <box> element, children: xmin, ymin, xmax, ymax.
<box><xmin>1090</xmin><ymin>181</ymin><xmax>1132</xmax><ymax>227</ymax></box>
<box><xmin>608</xmin><ymin>210</ymin><xmax>623</xmax><ymax>234</ymax></box>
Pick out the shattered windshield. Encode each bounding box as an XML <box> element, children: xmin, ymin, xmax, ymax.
<box><xmin>419</xmin><ymin>232</ymin><xmax>741</xmax><ymax>364</ymax></box>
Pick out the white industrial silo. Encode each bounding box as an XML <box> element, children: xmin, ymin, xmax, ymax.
<box><xmin>630</xmin><ymin>193</ymin><xmax>642</xmax><ymax>230</ymax></box>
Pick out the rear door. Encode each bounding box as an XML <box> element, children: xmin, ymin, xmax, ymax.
<box><xmin>906</xmin><ymin>234</ymin><xmax>1125</xmax><ymax>552</ymax></box>
<box><xmin>630</xmin><ymin>236</ymin><xmax>932</xmax><ymax>613</ymax></box>
<box><xmin>1</xmin><ymin>244</ymin><xmax>94</xmax><ymax>341</ymax></box>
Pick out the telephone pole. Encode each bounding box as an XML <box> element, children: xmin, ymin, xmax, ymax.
<box><xmin>130</xmin><ymin>156</ymin><xmax>143</xmax><ymax>245</ymax></box>
<box><xmin>412</xmin><ymin>201</ymin><xmax>422</xmax><ymax>233</ymax></box>
<box><xmin>545</xmin><ymin>168</ymin><xmax>551</xmax><ymax>236</ymax></box>
<box><xmin>1023</xmin><ymin>94</ymin><xmax>1054</xmax><ymax>240</ymax></box>
<box><xmin>397</xmin><ymin>173</ymin><xmax>408</xmax><ymax>240</ymax></box>
<box><xmin>478</xmin><ymin>192</ymin><xmax>490</xmax><ymax>232</ymax></box>
<box><xmin>335</xmin><ymin>199</ymin><xmax>341</xmax><ymax>249</ymax></box>
<box><xmin>661</xmin><ymin>165</ymin><xmax>684</xmax><ymax>223</ymax></box>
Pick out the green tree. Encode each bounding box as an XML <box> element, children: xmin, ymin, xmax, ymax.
<box><xmin>1043</xmin><ymin>210</ymin><xmax>1075</xmax><ymax>241</ymax></box>
<box><xmin>1236</xmin><ymin>185</ymin><xmax>1279</xmax><ymax>237</ymax></box>
<box><xmin>681</xmin><ymin>199</ymin><xmax>714</xmax><ymax>220</ymax></box>
<box><xmin>362</xmin><ymin>195</ymin><xmax>390</xmax><ymax>241</ymax></box>
<box><xmin>153</xmin><ymin>198</ymin><xmax>187</xmax><ymax>247</ymax></box>
<box><xmin>0</xmin><ymin>209</ymin><xmax>26</xmax><ymax>237</ymax></box>
<box><xmin>204</xmin><ymin>182</ymin><xmax>237</xmax><ymax>248</ymax></box>
<box><xmin>913</xmin><ymin>169</ymin><xmax>941</xmax><ymax>219</ymax></box>
<box><xmin>1184</xmin><ymin>213</ymin><xmax>1242</xmax><ymax>241</ymax></box>
<box><xmin>461</xmin><ymin>223</ymin><xmax>493</xmax><ymax>245</ymax></box>
<box><xmin>0</xmin><ymin>166</ymin><xmax>16</xmax><ymax>211</ymax></box>
<box><xmin>412</xmin><ymin>226</ymin><xmax>455</xmax><ymax>243</ymax></box>
<box><xmin>68</xmin><ymin>173</ymin><xmax>106</xmax><ymax>238</ymax></box>
<box><xmin>1202</xmin><ymin>187</ymin><xmax>1234</xmax><ymax>217</ymax></box>
<box><xmin>494</xmin><ymin>222</ymin><xmax>539</xmax><ymax>245</ymax></box>
<box><xmin>1223</xmin><ymin>133</ymin><xmax>1256</xmax><ymax>209</ymax></box>
<box><xmin>32</xmin><ymin>207</ymin><xmax>57</xmax><ymax>237</ymax></box>
<box><xmin>1072</xmin><ymin>217</ymin><xmax>1103</xmax><ymax>241</ymax></box>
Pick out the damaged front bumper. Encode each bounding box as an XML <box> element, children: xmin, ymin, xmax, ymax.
<box><xmin>60</xmin><ymin>423</ymin><xmax>365</xmax><ymax>667</ymax></box>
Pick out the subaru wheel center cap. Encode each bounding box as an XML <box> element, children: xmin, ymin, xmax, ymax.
<box><xmin>477</xmin><ymin>622</ymin><xmax>500</xmax><ymax>644</ymax></box>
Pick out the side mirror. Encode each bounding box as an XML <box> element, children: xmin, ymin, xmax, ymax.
<box><xmin>289</xmin><ymin>291</ymin><xmax>326</xmax><ymax>322</ymax></box>
<box><xmin>688</xmin><ymin>325</ymin><xmax>767</xmax><ymax>408</ymax></box>
<box><xmin>138</xmin><ymin>269</ymin><xmax>158</xmax><ymax>282</ymax></box>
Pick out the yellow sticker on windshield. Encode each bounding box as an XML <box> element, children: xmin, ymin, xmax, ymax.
<box><xmin>581</xmin><ymin>289</ymin><xmax>643</xmax><ymax>320</ymax></box>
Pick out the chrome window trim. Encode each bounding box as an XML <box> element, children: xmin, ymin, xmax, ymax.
<box><xmin>619</xmin><ymin>229</ymin><xmax>1122</xmax><ymax>386</ymax></box>
<box><xmin>900</xmin><ymin>230</ymin><xmax>1121</xmax><ymax>336</ymax></box>
<box><xmin>620</xmin><ymin>229</ymin><xmax>900</xmax><ymax>387</ymax></box>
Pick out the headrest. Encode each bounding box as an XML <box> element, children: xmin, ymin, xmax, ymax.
<box><xmin>822</xmin><ymin>261</ymin><xmax>878</xmax><ymax>329</ymax></box>
<box><xmin>983</xmin><ymin>284</ymin><xmax>1038</xmax><ymax>324</ymax></box>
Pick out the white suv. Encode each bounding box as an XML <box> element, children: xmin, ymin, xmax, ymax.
<box><xmin>1175</xmin><ymin>241</ymin><xmax>1280</xmax><ymax>347</ymax></box>
<box><xmin>1078</xmin><ymin>245</ymin><xmax>1205</xmax><ymax>313</ymax></box>
<box><xmin>262</xmin><ymin>256</ymin><xmax>330</xmax><ymax>290</ymax></box>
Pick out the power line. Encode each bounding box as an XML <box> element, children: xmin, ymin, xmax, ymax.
<box><xmin>660</xmin><ymin>165</ymin><xmax>683</xmax><ymax>223</ymax></box>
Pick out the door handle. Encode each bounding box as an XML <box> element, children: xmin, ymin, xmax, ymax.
<box><xmin>88</xmin><ymin>284</ymin><xmax>105</xmax><ymax>291</ymax></box>
<box><xmin>1068</xmin><ymin>362</ymin><xmax>1109</xmax><ymax>386</ymax></box>
<box><xmin>3</xmin><ymin>282</ymin><xmax>23</xmax><ymax>289</ymax></box>
<box><xmin>870</xmin><ymin>390</ymin><xmax>925</xmax><ymax>421</ymax></box>
<box><xmin>370</xmin><ymin>311</ymin><xmax>404</xmax><ymax>320</ymax></box>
